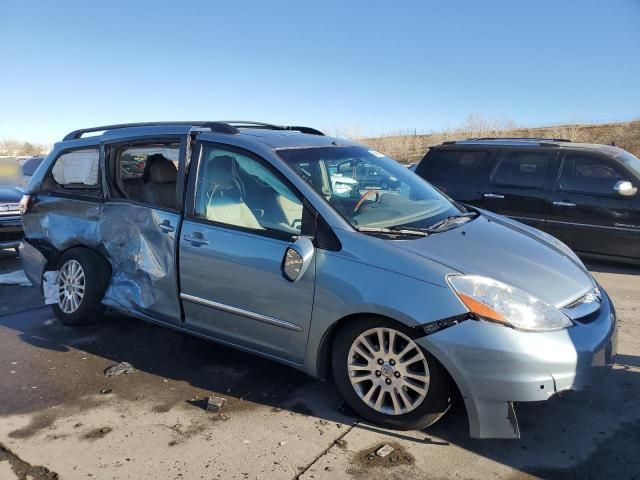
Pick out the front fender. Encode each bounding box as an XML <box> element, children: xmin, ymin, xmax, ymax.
<box><xmin>302</xmin><ymin>249</ymin><xmax>467</xmax><ymax>377</ymax></box>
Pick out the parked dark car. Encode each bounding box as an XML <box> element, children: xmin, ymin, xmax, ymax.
<box><xmin>0</xmin><ymin>185</ymin><xmax>23</xmax><ymax>250</ymax></box>
<box><xmin>415</xmin><ymin>138</ymin><xmax>640</xmax><ymax>263</ymax></box>
<box><xmin>0</xmin><ymin>156</ymin><xmax>45</xmax><ymax>251</ymax></box>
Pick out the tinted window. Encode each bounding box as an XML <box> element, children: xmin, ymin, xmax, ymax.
<box><xmin>424</xmin><ymin>150</ymin><xmax>491</xmax><ymax>184</ymax></box>
<box><xmin>493</xmin><ymin>151</ymin><xmax>550</xmax><ymax>189</ymax></box>
<box><xmin>194</xmin><ymin>146</ymin><xmax>303</xmax><ymax>236</ymax></box>
<box><xmin>559</xmin><ymin>154</ymin><xmax>627</xmax><ymax>195</ymax></box>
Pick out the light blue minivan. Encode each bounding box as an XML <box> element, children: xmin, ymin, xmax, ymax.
<box><xmin>20</xmin><ymin>121</ymin><xmax>617</xmax><ymax>438</ymax></box>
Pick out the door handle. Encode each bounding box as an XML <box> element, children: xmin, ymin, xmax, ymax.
<box><xmin>159</xmin><ymin>221</ymin><xmax>175</xmax><ymax>233</ymax></box>
<box><xmin>483</xmin><ymin>193</ymin><xmax>505</xmax><ymax>199</ymax></box>
<box><xmin>183</xmin><ymin>233</ymin><xmax>209</xmax><ymax>246</ymax></box>
<box><xmin>553</xmin><ymin>201</ymin><xmax>576</xmax><ymax>207</ymax></box>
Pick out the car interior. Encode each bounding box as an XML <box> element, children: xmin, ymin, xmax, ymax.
<box><xmin>196</xmin><ymin>151</ymin><xmax>303</xmax><ymax>235</ymax></box>
<box><xmin>113</xmin><ymin>145</ymin><xmax>180</xmax><ymax>209</ymax></box>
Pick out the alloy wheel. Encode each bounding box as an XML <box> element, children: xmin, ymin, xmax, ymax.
<box><xmin>58</xmin><ymin>259</ymin><xmax>85</xmax><ymax>314</ymax></box>
<box><xmin>347</xmin><ymin>327</ymin><xmax>430</xmax><ymax>415</ymax></box>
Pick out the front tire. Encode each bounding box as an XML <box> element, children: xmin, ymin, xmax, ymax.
<box><xmin>52</xmin><ymin>248</ymin><xmax>110</xmax><ymax>326</ymax></box>
<box><xmin>332</xmin><ymin>317</ymin><xmax>451</xmax><ymax>430</ymax></box>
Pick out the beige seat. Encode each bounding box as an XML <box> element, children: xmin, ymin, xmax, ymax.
<box><xmin>143</xmin><ymin>155</ymin><xmax>177</xmax><ymax>209</ymax></box>
<box><xmin>204</xmin><ymin>155</ymin><xmax>263</xmax><ymax>230</ymax></box>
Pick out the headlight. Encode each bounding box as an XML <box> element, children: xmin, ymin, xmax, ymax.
<box><xmin>448</xmin><ymin>275</ymin><xmax>573</xmax><ymax>331</ymax></box>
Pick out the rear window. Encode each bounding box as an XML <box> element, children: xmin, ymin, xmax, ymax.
<box><xmin>492</xmin><ymin>151</ymin><xmax>551</xmax><ymax>189</ymax></box>
<box><xmin>422</xmin><ymin>150</ymin><xmax>491</xmax><ymax>184</ymax></box>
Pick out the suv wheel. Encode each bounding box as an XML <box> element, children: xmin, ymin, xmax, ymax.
<box><xmin>52</xmin><ymin>248</ymin><xmax>110</xmax><ymax>326</ymax></box>
<box><xmin>332</xmin><ymin>318</ymin><xmax>451</xmax><ymax>430</ymax></box>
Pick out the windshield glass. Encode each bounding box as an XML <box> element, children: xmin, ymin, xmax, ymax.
<box><xmin>278</xmin><ymin>146</ymin><xmax>461</xmax><ymax>230</ymax></box>
<box><xmin>617</xmin><ymin>150</ymin><xmax>640</xmax><ymax>177</ymax></box>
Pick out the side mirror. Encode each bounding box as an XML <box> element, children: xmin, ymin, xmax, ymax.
<box><xmin>282</xmin><ymin>236</ymin><xmax>315</xmax><ymax>282</ymax></box>
<box><xmin>614</xmin><ymin>180</ymin><xmax>637</xmax><ymax>197</ymax></box>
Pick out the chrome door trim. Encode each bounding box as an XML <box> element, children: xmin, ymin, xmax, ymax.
<box><xmin>180</xmin><ymin>293</ymin><xmax>303</xmax><ymax>332</ymax></box>
<box><xmin>545</xmin><ymin>219</ymin><xmax>640</xmax><ymax>232</ymax></box>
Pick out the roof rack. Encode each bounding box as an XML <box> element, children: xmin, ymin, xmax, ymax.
<box><xmin>221</xmin><ymin>121</ymin><xmax>325</xmax><ymax>136</ymax></box>
<box><xmin>62</xmin><ymin>121</ymin><xmax>324</xmax><ymax>141</ymax></box>
<box><xmin>466</xmin><ymin>137</ymin><xmax>572</xmax><ymax>142</ymax></box>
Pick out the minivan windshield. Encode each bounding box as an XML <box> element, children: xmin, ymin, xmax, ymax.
<box><xmin>278</xmin><ymin>146</ymin><xmax>463</xmax><ymax>231</ymax></box>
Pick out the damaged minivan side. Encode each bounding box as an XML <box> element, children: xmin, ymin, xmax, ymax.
<box><xmin>20</xmin><ymin>122</ymin><xmax>617</xmax><ymax>438</ymax></box>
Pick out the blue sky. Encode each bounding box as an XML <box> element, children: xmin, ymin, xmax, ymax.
<box><xmin>1</xmin><ymin>0</ymin><xmax>639</xmax><ymax>143</ymax></box>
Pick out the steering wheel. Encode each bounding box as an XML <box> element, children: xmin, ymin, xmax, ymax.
<box><xmin>352</xmin><ymin>190</ymin><xmax>379</xmax><ymax>214</ymax></box>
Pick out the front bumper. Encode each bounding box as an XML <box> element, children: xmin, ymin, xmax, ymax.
<box><xmin>0</xmin><ymin>214</ymin><xmax>23</xmax><ymax>249</ymax></box>
<box><xmin>418</xmin><ymin>289</ymin><xmax>617</xmax><ymax>439</ymax></box>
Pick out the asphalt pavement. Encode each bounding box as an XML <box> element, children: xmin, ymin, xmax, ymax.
<box><xmin>0</xmin><ymin>248</ymin><xmax>638</xmax><ymax>480</ymax></box>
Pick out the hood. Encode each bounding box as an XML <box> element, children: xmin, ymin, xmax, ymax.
<box><xmin>392</xmin><ymin>214</ymin><xmax>593</xmax><ymax>308</ymax></box>
<box><xmin>0</xmin><ymin>186</ymin><xmax>23</xmax><ymax>202</ymax></box>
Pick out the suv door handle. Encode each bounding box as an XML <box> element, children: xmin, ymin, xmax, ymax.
<box><xmin>483</xmin><ymin>193</ymin><xmax>505</xmax><ymax>199</ymax></box>
<box><xmin>159</xmin><ymin>220</ymin><xmax>175</xmax><ymax>233</ymax></box>
<box><xmin>553</xmin><ymin>201</ymin><xmax>576</xmax><ymax>207</ymax></box>
<box><xmin>183</xmin><ymin>233</ymin><xmax>209</xmax><ymax>246</ymax></box>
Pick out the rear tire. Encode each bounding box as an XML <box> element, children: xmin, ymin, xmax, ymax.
<box><xmin>332</xmin><ymin>317</ymin><xmax>451</xmax><ymax>430</ymax></box>
<box><xmin>52</xmin><ymin>248</ymin><xmax>110</xmax><ymax>326</ymax></box>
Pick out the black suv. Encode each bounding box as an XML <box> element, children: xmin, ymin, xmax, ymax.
<box><xmin>415</xmin><ymin>138</ymin><xmax>640</xmax><ymax>263</ymax></box>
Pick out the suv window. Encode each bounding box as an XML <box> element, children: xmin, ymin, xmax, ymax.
<box><xmin>423</xmin><ymin>150</ymin><xmax>491</xmax><ymax>183</ymax></box>
<box><xmin>194</xmin><ymin>146</ymin><xmax>303</xmax><ymax>237</ymax></box>
<box><xmin>111</xmin><ymin>144</ymin><xmax>180</xmax><ymax>209</ymax></box>
<box><xmin>47</xmin><ymin>148</ymin><xmax>101</xmax><ymax>196</ymax></box>
<box><xmin>493</xmin><ymin>151</ymin><xmax>550</xmax><ymax>189</ymax></box>
<box><xmin>559</xmin><ymin>154</ymin><xmax>627</xmax><ymax>195</ymax></box>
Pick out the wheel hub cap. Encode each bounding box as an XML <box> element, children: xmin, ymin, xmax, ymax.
<box><xmin>347</xmin><ymin>327</ymin><xmax>430</xmax><ymax>416</ymax></box>
<box><xmin>380</xmin><ymin>364</ymin><xmax>394</xmax><ymax>378</ymax></box>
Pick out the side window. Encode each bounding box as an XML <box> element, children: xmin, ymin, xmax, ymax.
<box><xmin>559</xmin><ymin>155</ymin><xmax>627</xmax><ymax>195</ymax></box>
<box><xmin>493</xmin><ymin>151</ymin><xmax>550</xmax><ymax>189</ymax></box>
<box><xmin>423</xmin><ymin>150</ymin><xmax>491</xmax><ymax>184</ymax></box>
<box><xmin>110</xmin><ymin>144</ymin><xmax>180</xmax><ymax>209</ymax></box>
<box><xmin>194</xmin><ymin>146</ymin><xmax>303</xmax><ymax>237</ymax></box>
<box><xmin>47</xmin><ymin>148</ymin><xmax>101</xmax><ymax>196</ymax></box>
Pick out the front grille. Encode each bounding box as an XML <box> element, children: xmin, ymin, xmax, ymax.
<box><xmin>0</xmin><ymin>230</ymin><xmax>22</xmax><ymax>243</ymax></box>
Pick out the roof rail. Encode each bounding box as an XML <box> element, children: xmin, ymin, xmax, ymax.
<box><xmin>62</xmin><ymin>121</ymin><xmax>324</xmax><ymax>141</ymax></box>
<box><xmin>221</xmin><ymin>121</ymin><xmax>324</xmax><ymax>136</ymax></box>
<box><xmin>62</xmin><ymin>121</ymin><xmax>239</xmax><ymax>141</ymax></box>
<box><xmin>467</xmin><ymin>137</ymin><xmax>572</xmax><ymax>142</ymax></box>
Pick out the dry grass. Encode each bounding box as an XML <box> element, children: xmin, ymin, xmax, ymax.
<box><xmin>358</xmin><ymin>118</ymin><xmax>640</xmax><ymax>164</ymax></box>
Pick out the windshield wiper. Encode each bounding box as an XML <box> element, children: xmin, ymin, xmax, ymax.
<box><xmin>356</xmin><ymin>227</ymin><xmax>428</xmax><ymax>237</ymax></box>
<box><xmin>427</xmin><ymin>212</ymin><xmax>478</xmax><ymax>231</ymax></box>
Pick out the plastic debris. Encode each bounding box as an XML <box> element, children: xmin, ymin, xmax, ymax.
<box><xmin>206</xmin><ymin>396</ymin><xmax>227</xmax><ymax>412</ymax></box>
<box><xmin>279</xmin><ymin>441</ymin><xmax>287</xmax><ymax>446</ymax></box>
<box><xmin>0</xmin><ymin>270</ymin><xmax>32</xmax><ymax>286</ymax></box>
<box><xmin>104</xmin><ymin>362</ymin><xmax>135</xmax><ymax>377</ymax></box>
<box><xmin>42</xmin><ymin>271</ymin><xmax>60</xmax><ymax>304</ymax></box>
<box><xmin>376</xmin><ymin>445</ymin><xmax>394</xmax><ymax>457</ymax></box>
<box><xmin>100</xmin><ymin>388</ymin><xmax>112</xmax><ymax>394</ymax></box>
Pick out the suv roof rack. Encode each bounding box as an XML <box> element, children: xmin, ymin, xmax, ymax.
<box><xmin>221</xmin><ymin>121</ymin><xmax>325</xmax><ymax>136</ymax></box>
<box><xmin>62</xmin><ymin>121</ymin><xmax>324</xmax><ymax>141</ymax></box>
<box><xmin>466</xmin><ymin>137</ymin><xmax>572</xmax><ymax>142</ymax></box>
